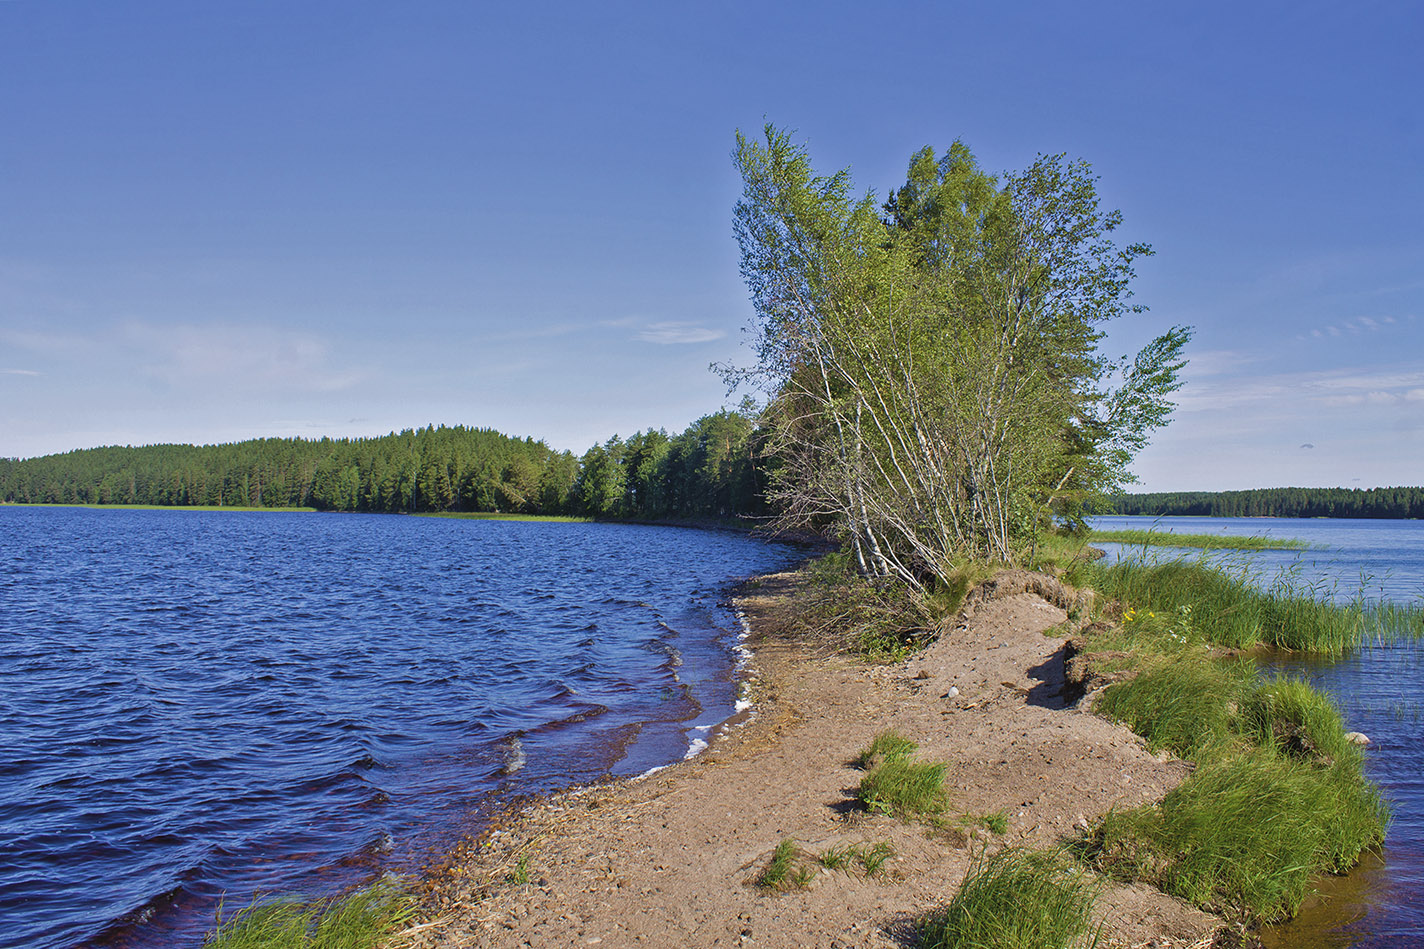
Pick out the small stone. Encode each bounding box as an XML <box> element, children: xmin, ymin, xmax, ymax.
<box><xmin>945</xmin><ymin>686</ymin><xmax>959</xmax><ymax>698</ymax></box>
<box><xmin>914</xmin><ymin>669</ymin><xmax>933</xmax><ymax>679</ymax></box>
<box><xmin>1345</xmin><ymin>732</ymin><xmax>1370</xmax><ymax>745</ymax></box>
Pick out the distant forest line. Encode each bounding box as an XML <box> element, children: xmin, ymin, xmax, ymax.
<box><xmin>1110</xmin><ymin>487</ymin><xmax>1424</xmax><ymax>520</ymax></box>
<box><xmin>0</xmin><ymin>411</ymin><xmax>767</xmax><ymax>521</ymax></box>
<box><xmin>8</xmin><ymin>435</ymin><xmax>1424</xmax><ymax>524</ymax></box>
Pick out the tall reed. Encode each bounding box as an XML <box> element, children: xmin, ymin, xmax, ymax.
<box><xmin>1068</xmin><ymin>554</ymin><xmax>1416</xmax><ymax>653</ymax></box>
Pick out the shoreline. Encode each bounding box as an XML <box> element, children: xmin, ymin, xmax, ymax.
<box><xmin>398</xmin><ymin>569</ymin><xmax>1224</xmax><ymax>949</ymax></box>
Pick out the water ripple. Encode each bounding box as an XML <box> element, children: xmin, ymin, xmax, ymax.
<box><xmin>0</xmin><ymin>508</ymin><xmax>801</xmax><ymax>949</ymax></box>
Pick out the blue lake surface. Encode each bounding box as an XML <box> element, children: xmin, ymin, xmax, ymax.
<box><xmin>0</xmin><ymin>508</ymin><xmax>804</xmax><ymax>948</ymax></box>
<box><xmin>1093</xmin><ymin>515</ymin><xmax>1424</xmax><ymax>947</ymax></box>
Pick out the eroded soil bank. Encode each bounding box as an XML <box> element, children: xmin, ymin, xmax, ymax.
<box><xmin>400</xmin><ymin>571</ymin><xmax>1224</xmax><ymax>949</ymax></box>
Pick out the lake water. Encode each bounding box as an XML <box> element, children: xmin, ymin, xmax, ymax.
<box><xmin>1093</xmin><ymin>515</ymin><xmax>1424</xmax><ymax>947</ymax></box>
<box><xmin>0</xmin><ymin>508</ymin><xmax>804</xmax><ymax>949</ymax></box>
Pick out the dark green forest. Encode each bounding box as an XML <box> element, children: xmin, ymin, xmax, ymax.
<box><xmin>1111</xmin><ymin>487</ymin><xmax>1424</xmax><ymax>519</ymax></box>
<box><xmin>0</xmin><ymin>410</ymin><xmax>767</xmax><ymax>521</ymax></box>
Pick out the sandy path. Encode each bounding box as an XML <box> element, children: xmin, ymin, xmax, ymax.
<box><xmin>405</xmin><ymin>572</ymin><xmax>1221</xmax><ymax>949</ymax></box>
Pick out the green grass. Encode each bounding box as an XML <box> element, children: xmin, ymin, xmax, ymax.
<box><xmin>853</xmin><ymin>729</ymin><xmax>919</xmax><ymax>769</ymax></box>
<box><xmin>817</xmin><ymin>840</ymin><xmax>895</xmax><ymax>876</ymax></box>
<box><xmin>755</xmin><ymin>839</ymin><xmax>815</xmax><ymax>890</ymax></box>
<box><xmin>1067</xmin><ymin>554</ymin><xmax>1394</xmax><ymax>653</ymax></box>
<box><xmin>979</xmin><ymin>810</ymin><xmax>1009</xmax><ymax>835</ymax></box>
<box><xmin>419</xmin><ymin>511</ymin><xmax>591</xmax><ymax>523</ymax></box>
<box><xmin>1064</xmin><ymin>550</ymin><xmax>1395</xmax><ymax>926</ymax></box>
<box><xmin>1089</xmin><ymin>529</ymin><xmax>1312</xmax><ymax>550</ymax></box>
<box><xmin>1095</xmin><ymin>656</ymin><xmax>1256</xmax><ymax>760</ymax></box>
<box><xmin>1240</xmin><ymin>675</ymin><xmax>1357</xmax><ymax>765</ymax></box>
<box><xmin>1088</xmin><ymin>750</ymin><xmax>1387</xmax><ymax>923</ymax></box>
<box><xmin>920</xmin><ymin>847</ymin><xmax>1101</xmax><ymax>949</ymax></box>
<box><xmin>505</xmin><ymin>853</ymin><xmax>532</xmax><ymax>886</ymax></box>
<box><xmin>203</xmin><ymin>880</ymin><xmax>415</xmax><ymax>949</ymax></box>
<box><xmin>857</xmin><ymin>753</ymin><xmax>949</xmax><ymax>817</ymax></box>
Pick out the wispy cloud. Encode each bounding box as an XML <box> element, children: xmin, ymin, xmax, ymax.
<box><xmin>1302</xmin><ymin>313</ymin><xmax>1408</xmax><ymax>342</ymax></box>
<box><xmin>634</xmin><ymin>321</ymin><xmax>725</xmax><ymax>345</ymax></box>
<box><xmin>1</xmin><ymin>368</ymin><xmax>41</xmax><ymax>376</ymax></box>
<box><xmin>1176</xmin><ymin>363</ymin><xmax>1424</xmax><ymax>416</ymax></box>
<box><xmin>125</xmin><ymin>322</ymin><xmax>365</xmax><ymax>394</ymax></box>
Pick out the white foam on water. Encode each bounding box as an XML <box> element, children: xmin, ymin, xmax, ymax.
<box><xmin>503</xmin><ymin>736</ymin><xmax>526</xmax><ymax>774</ymax></box>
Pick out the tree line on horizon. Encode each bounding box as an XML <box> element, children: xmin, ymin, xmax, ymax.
<box><xmin>0</xmin><ymin>410</ymin><xmax>768</xmax><ymax>521</ymax></box>
<box><xmin>1111</xmin><ymin>486</ymin><xmax>1424</xmax><ymax>520</ymax></box>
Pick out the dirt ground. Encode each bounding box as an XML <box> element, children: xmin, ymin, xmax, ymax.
<box><xmin>402</xmin><ymin>571</ymin><xmax>1223</xmax><ymax>949</ymax></box>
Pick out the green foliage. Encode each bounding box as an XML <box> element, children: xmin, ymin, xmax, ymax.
<box><xmin>919</xmin><ymin>847</ymin><xmax>1101</xmax><ymax>949</ymax></box>
<box><xmin>505</xmin><ymin>853</ymin><xmax>532</xmax><ymax>886</ymax></box>
<box><xmin>857</xmin><ymin>752</ymin><xmax>949</xmax><ymax>817</ymax></box>
<box><xmin>980</xmin><ymin>810</ymin><xmax>1009</xmax><ymax>835</ymax></box>
<box><xmin>0</xmin><ymin>408</ymin><xmax>773</xmax><ymax>523</ymax></box>
<box><xmin>1111</xmin><ymin>486</ymin><xmax>1424</xmax><ymax>519</ymax></box>
<box><xmin>729</xmin><ymin>123</ymin><xmax>1189</xmax><ymax>579</ymax></box>
<box><xmin>203</xmin><ymin>881</ymin><xmax>415</xmax><ymax>949</ymax></box>
<box><xmin>817</xmin><ymin>840</ymin><xmax>895</xmax><ymax>877</ymax></box>
<box><xmin>1090</xmin><ymin>750</ymin><xmax>1387</xmax><ymax>922</ymax></box>
<box><xmin>1095</xmin><ymin>656</ymin><xmax>1255</xmax><ymax>760</ymax></box>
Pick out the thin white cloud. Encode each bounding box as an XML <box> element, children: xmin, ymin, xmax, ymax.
<box><xmin>1180</xmin><ymin>349</ymin><xmax>1257</xmax><ymax>377</ymax></box>
<box><xmin>1</xmin><ymin>368</ymin><xmax>41</xmax><ymax>376</ymax></box>
<box><xmin>125</xmin><ymin>322</ymin><xmax>365</xmax><ymax>394</ymax></box>
<box><xmin>634</xmin><ymin>321</ymin><xmax>726</xmax><ymax>345</ymax></box>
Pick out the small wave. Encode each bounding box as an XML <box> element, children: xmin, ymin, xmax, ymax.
<box><xmin>501</xmin><ymin>736</ymin><xmax>526</xmax><ymax>775</ymax></box>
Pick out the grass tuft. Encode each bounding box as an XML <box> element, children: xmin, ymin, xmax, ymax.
<box><xmin>755</xmin><ymin>839</ymin><xmax>816</xmax><ymax>890</ymax></box>
<box><xmin>853</xmin><ymin>729</ymin><xmax>918</xmax><ymax>769</ymax></box>
<box><xmin>980</xmin><ymin>810</ymin><xmax>1009</xmax><ymax>835</ymax></box>
<box><xmin>1067</xmin><ymin>555</ymin><xmax>1378</xmax><ymax>653</ymax></box>
<box><xmin>818</xmin><ymin>841</ymin><xmax>895</xmax><ymax>876</ymax></box>
<box><xmin>1088</xmin><ymin>750</ymin><xmax>1387</xmax><ymax>922</ymax></box>
<box><xmin>1095</xmin><ymin>656</ymin><xmax>1255</xmax><ymax>760</ymax></box>
<box><xmin>204</xmin><ymin>880</ymin><xmax>415</xmax><ymax>949</ymax></box>
<box><xmin>920</xmin><ymin>846</ymin><xmax>1101</xmax><ymax>949</ymax></box>
<box><xmin>1241</xmin><ymin>675</ymin><xmax>1355</xmax><ymax>766</ymax></box>
<box><xmin>857</xmin><ymin>754</ymin><xmax>948</xmax><ymax>817</ymax></box>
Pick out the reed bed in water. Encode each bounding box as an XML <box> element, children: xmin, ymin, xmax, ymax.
<box><xmin>1068</xmin><ymin>553</ymin><xmax>1424</xmax><ymax>653</ymax></box>
<box><xmin>1089</xmin><ymin>528</ymin><xmax>1313</xmax><ymax>550</ymax></box>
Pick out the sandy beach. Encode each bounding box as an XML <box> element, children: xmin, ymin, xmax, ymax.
<box><xmin>400</xmin><ymin>570</ymin><xmax>1226</xmax><ymax>949</ymax></box>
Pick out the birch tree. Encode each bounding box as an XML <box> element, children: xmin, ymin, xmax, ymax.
<box><xmin>729</xmin><ymin>125</ymin><xmax>1189</xmax><ymax>585</ymax></box>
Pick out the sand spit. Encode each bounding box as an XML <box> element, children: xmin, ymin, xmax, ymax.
<box><xmin>402</xmin><ymin>571</ymin><xmax>1223</xmax><ymax>949</ymax></box>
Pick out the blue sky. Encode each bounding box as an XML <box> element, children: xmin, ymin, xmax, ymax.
<box><xmin>2</xmin><ymin>1</ymin><xmax>1419</xmax><ymax>491</ymax></box>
